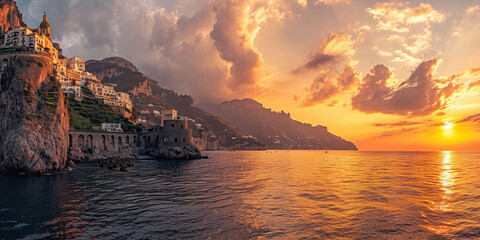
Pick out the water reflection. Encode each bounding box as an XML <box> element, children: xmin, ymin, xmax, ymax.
<box><xmin>426</xmin><ymin>151</ymin><xmax>456</xmax><ymax>235</ymax></box>
<box><xmin>3</xmin><ymin>151</ymin><xmax>480</xmax><ymax>239</ymax></box>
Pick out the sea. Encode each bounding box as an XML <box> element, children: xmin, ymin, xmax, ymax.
<box><xmin>1</xmin><ymin>151</ymin><xmax>480</xmax><ymax>239</ymax></box>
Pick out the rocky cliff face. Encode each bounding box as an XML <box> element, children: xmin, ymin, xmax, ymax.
<box><xmin>199</xmin><ymin>99</ymin><xmax>358</xmax><ymax>150</ymax></box>
<box><xmin>0</xmin><ymin>56</ymin><xmax>70</xmax><ymax>174</ymax></box>
<box><xmin>0</xmin><ymin>0</ymin><xmax>26</xmax><ymax>31</ymax></box>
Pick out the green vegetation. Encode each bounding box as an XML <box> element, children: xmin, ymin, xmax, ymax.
<box><xmin>68</xmin><ymin>87</ymin><xmax>142</xmax><ymax>132</ymax></box>
<box><xmin>41</xmin><ymin>84</ymin><xmax>60</xmax><ymax>111</ymax></box>
<box><xmin>26</xmin><ymin>113</ymin><xmax>39</xmax><ymax>120</ymax></box>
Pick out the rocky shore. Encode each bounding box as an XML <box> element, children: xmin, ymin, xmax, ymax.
<box><xmin>145</xmin><ymin>144</ymin><xmax>206</xmax><ymax>160</ymax></box>
<box><xmin>66</xmin><ymin>143</ymin><xmax>205</xmax><ymax>172</ymax></box>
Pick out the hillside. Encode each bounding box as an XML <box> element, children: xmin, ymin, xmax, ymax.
<box><xmin>0</xmin><ymin>0</ymin><xmax>26</xmax><ymax>31</ymax></box>
<box><xmin>86</xmin><ymin>57</ymin><xmax>265</xmax><ymax>150</ymax></box>
<box><xmin>67</xmin><ymin>87</ymin><xmax>141</xmax><ymax>132</ymax></box>
<box><xmin>198</xmin><ymin>99</ymin><xmax>357</xmax><ymax>150</ymax></box>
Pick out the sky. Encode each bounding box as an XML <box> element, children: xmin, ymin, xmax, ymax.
<box><xmin>16</xmin><ymin>0</ymin><xmax>480</xmax><ymax>151</ymax></box>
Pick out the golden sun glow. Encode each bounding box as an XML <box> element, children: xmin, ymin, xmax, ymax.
<box><xmin>442</xmin><ymin>122</ymin><xmax>454</xmax><ymax>131</ymax></box>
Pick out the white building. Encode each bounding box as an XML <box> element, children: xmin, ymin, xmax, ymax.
<box><xmin>62</xmin><ymin>86</ymin><xmax>82</xmax><ymax>101</ymax></box>
<box><xmin>101</xmin><ymin>123</ymin><xmax>123</xmax><ymax>132</ymax></box>
<box><xmin>0</xmin><ymin>14</ymin><xmax>58</xmax><ymax>63</ymax></box>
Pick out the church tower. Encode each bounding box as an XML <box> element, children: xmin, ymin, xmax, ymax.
<box><xmin>39</xmin><ymin>12</ymin><xmax>51</xmax><ymax>37</ymax></box>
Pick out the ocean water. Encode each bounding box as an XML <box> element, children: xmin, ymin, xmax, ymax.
<box><xmin>1</xmin><ymin>151</ymin><xmax>480</xmax><ymax>239</ymax></box>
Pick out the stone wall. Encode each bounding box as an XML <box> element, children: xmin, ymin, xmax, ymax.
<box><xmin>68</xmin><ymin>131</ymin><xmax>139</xmax><ymax>154</ymax></box>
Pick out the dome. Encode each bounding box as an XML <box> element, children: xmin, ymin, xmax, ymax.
<box><xmin>39</xmin><ymin>13</ymin><xmax>50</xmax><ymax>29</ymax></box>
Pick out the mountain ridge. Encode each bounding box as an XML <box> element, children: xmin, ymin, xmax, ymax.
<box><xmin>199</xmin><ymin>98</ymin><xmax>358</xmax><ymax>150</ymax></box>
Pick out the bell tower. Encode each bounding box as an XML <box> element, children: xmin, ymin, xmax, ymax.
<box><xmin>39</xmin><ymin>12</ymin><xmax>51</xmax><ymax>37</ymax></box>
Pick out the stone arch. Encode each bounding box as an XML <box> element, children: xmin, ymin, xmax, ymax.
<box><xmin>142</xmin><ymin>136</ymin><xmax>147</xmax><ymax>148</ymax></box>
<box><xmin>77</xmin><ymin>135</ymin><xmax>85</xmax><ymax>149</ymax></box>
<box><xmin>181</xmin><ymin>124</ymin><xmax>184</xmax><ymax>129</ymax></box>
<box><xmin>126</xmin><ymin>136</ymin><xmax>130</xmax><ymax>144</ymax></box>
<box><xmin>111</xmin><ymin>135</ymin><xmax>115</xmax><ymax>149</ymax></box>
<box><xmin>0</xmin><ymin>74</ymin><xmax>6</xmax><ymax>91</ymax></box>
<box><xmin>147</xmin><ymin>136</ymin><xmax>151</xmax><ymax>148</ymax></box>
<box><xmin>171</xmin><ymin>123</ymin><xmax>175</xmax><ymax>128</ymax></box>
<box><xmin>118</xmin><ymin>136</ymin><xmax>123</xmax><ymax>151</ymax></box>
<box><xmin>87</xmin><ymin>135</ymin><xmax>93</xmax><ymax>150</ymax></box>
<box><xmin>69</xmin><ymin>134</ymin><xmax>73</xmax><ymax>148</ymax></box>
<box><xmin>133</xmin><ymin>136</ymin><xmax>137</xmax><ymax>143</ymax></box>
<box><xmin>174</xmin><ymin>137</ymin><xmax>178</xmax><ymax>143</ymax></box>
<box><xmin>155</xmin><ymin>135</ymin><xmax>159</xmax><ymax>147</ymax></box>
<box><xmin>183</xmin><ymin>138</ymin><xmax>186</xmax><ymax>143</ymax></box>
<box><xmin>2</xmin><ymin>58</ymin><xmax>8</xmax><ymax>71</ymax></box>
<box><xmin>101</xmin><ymin>135</ymin><xmax>106</xmax><ymax>150</ymax></box>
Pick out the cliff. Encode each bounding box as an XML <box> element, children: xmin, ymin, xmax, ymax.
<box><xmin>198</xmin><ymin>99</ymin><xmax>358</xmax><ymax>150</ymax></box>
<box><xmin>86</xmin><ymin>57</ymin><xmax>266</xmax><ymax>150</ymax></box>
<box><xmin>0</xmin><ymin>56</ymin><xmax>70</xmax><ymax>174</ymax></box>
<box><xmin>0</xmin><ymin>0</ymin><xmax>26</xmax><ymax>31</ymax></box>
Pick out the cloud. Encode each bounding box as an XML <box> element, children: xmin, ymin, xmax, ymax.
<box><xmin>374</xmin><ymin>121</ymin><xmax>422</xmax><ymax>127</ymax></box>
<box><xmin>457</xmin><ymin>113</ymin><xmax>480</xmax><ymax>124</ymax></box>
<box><xmin>376</xmin><ymin>127</ymin><xmax>419</xmax><ymax>138</ymax></box>
<box><xmin>296</xmin><ymin>0</ymin><xmax>349</xmax><ymax>7</ymax></box>
<box><xmin>352</xmin><ymin>59</ymin><xmax>461</xmax><ymax>117</ymax></box>
<box><xmin>17</xmin><ymin>0</ymin><xmax>287</xmax><ymax>103</ymax></box>
<box><xmin>293</xmin><ymin>33</ymin><xmax>355</xmax><ymax>73</ymax></box>
<box><xmin>467</xmin><ymin>6</ymin><xmax>480</xmax><ymax>15</ymax></box>
<box><xmin>295</xmin><ymin>66</ymin><xmax>360</xmax><ymax>107</ymax></box>
<box><xmin>210</xmin><ymin>0</ymin><xmax>284</xmax><ymax>95</ymax></box>
<box><xmin>366</xmin><ymin>2</ymin><xmax>446</xmax><ymax>32</ymax></box>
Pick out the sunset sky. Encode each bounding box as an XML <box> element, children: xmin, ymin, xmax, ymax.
<box><xmin>16</xmin><ymin>0</ymin><xmax>480</xmax><ymax>151</ymax></box>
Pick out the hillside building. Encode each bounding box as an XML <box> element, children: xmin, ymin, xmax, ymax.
<box><xmin>0</xmin><ymin>13</ymin><xmax>58</xmax><ymax>64</ymax></box>
<box><xmin>101</xmin><ymin>123</ymin><xmax>123</xmax><ymax>133</ymax></box>
<box><xmin>160</xmin><ymin>109</ymin><xmax>178</xmax><ymax>127</ymax></box>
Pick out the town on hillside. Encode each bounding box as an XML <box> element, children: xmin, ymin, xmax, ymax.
<box><xmin>0</xmin><ymin>13</ymin><xmax>191</xmax><ymax>133</ymax></box>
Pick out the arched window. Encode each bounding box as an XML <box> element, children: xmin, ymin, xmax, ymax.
<box><xmin>174</xmin><ymin>137</ymin><xmax>178</xmax><ymax>143</ymax></box>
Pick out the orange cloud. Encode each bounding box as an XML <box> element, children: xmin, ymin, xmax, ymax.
<box><xmin>352</xmin><ymin>59</ymin><xmax>461</xmax><ymax>117</ymax></box>
<box><xmin>466</xmin><ymin>6</ymin><xmax>480</xmax><ymax>15</ymax></box>
<box><xmin>295</xmin><ymin>66</ymin><xmax>360</xmax><ymax>107</ymax></box>
<box><xmin>210</xmin><ymin>0</ymin><xmax>286</xmax><ymax>97</ymax></box>
<box><xmin>366</xmin><ymin>2</ymin><xmax>446</xmax><ymax>32</ymax></box>
<box><xmin>294</xmin><ymin>33</ymin><xmax>359</xmax><ymax>107</ymax></box>
<box><xmin>297</xmin><ymin>0</ymin><xmax>349</xmax><ymax>7</ymax></box>
<box><xmin>293</xmin><ymin>33</ymin><xmax>355</xmax><ymax>73</ymax></box>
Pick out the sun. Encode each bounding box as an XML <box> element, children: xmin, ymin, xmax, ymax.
<box><xmin>443</xmin><ymin>121</ymin><xmax>454</xmax><ymax>131</ymax></box>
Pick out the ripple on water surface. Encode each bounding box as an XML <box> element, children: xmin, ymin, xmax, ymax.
<box><xmin>1</xmin><ymin>151</ymin><xmax>480</xmax><ymax>239</ymax></box>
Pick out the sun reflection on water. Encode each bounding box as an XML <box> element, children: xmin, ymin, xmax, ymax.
<box><xmin>426</xmin><ymin>151</ymin><xmax>456</xmax><ymax>235</ymax></box>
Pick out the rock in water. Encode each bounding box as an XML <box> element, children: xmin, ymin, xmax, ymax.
<box><xmin>0</xmin><ymin>56</ymin><xmax>70</xmax><ymax>174</ymax></box>
<box><xmin>148</xmin><ymin>144</ymin><xmax>204</xmax><ymax>160</ymax></box>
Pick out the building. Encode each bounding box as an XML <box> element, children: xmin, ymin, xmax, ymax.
<box><xmin>62</xmin><ymin>86</ymin><xmax>82</xmax><ymax>101</ymax></box>
<box><xmin>66</xmin><ymin>68</ymin><xmax>82</xmax><ymax>86</ymax></box>
<box><xmin>67</xmin><ymin>57</ymin><xmax>85</xmax><ymax>72</ymax></box>
<box><xmin>0</xmin><ymin>13</ymin><xmax>58</xmax><ymax>63</ymax></box>
<box><xmin>160</xmin><ymin>109</ymin><xmax>178</xmax><ymax>127</ymax></box>
<box><xmin>101</xmin><ymin>123</ymin><xmax>123</xmax><ymax>133</ymax></box>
